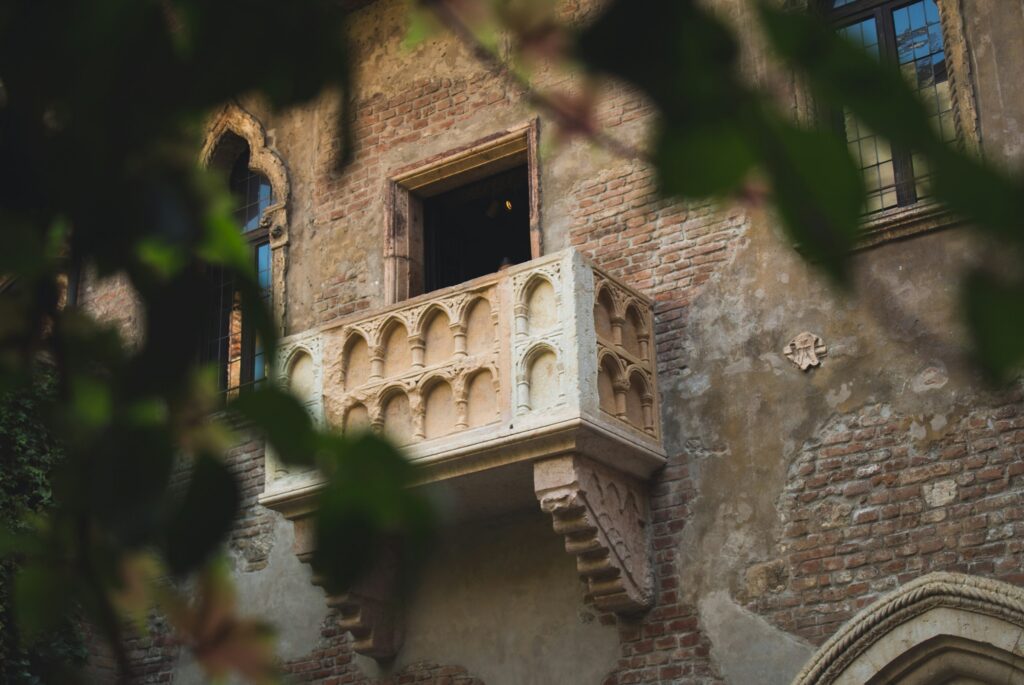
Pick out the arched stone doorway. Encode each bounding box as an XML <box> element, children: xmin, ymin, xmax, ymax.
<box><xmin>792</xmin><ymin>572</ymin><xmax>1024</xmax><ymax>684</ymax></box>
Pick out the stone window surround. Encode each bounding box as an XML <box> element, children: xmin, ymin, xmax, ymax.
<box><xmin>797</xmin><ymin>0</ymin><xmax>982</xmax><ymax>250</ymax></box>
<box><xmin>199</xmin><ymin>103</ymin><xmax>291</xmax><ymax>334</ymax></box>
<box><xmin>383</xmin><ymin>119</ymin><xmax>542</xmax><ymax>305</ymax></box>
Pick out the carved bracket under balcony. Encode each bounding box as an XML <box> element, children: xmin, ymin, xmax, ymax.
<box><xmin>534</xmin><ymin>454</ymin><xmax>653</xmax><ymax>614</ymax></box>
<box><xmin>291</xmin><ymin>513</ymin><xmax>404</xmax><ymax>660</ymax></box>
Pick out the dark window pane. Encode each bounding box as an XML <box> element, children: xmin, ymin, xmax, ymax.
<box><xmin>229</xmin><ymin>148</ymin><xmax>274</xmax><ymax>233</ymax></box>
<box><xmin>423</xmin><ymin>165</ymin><xmax>532</xmax><ymax>293</ymax></box>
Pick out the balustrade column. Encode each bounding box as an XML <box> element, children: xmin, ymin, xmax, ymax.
<box><xmin>409</xmin><ymin>335</ymin><xmax>425</xmax><ymax>368</ymax></box>
<box><xmin>370</xmin><ymin>345</ymin><xmax>385</xmax><ymax>380</ymax></box>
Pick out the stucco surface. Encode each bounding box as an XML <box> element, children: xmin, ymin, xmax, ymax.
<box><xmin>356</xmin><ymin>512</ymin><xmax>621</xmax><ymax>685</ymax></box>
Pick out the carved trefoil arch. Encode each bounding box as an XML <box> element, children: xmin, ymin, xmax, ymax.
<box><xmin>792</xmin><ymin>572</ymin><xmax>1024</xmax><ymax>685</ymax></box>
<box><xmin>200</xmin><ymin>103</ymin><xmax>291</xmax><ymax>334</ymax></box>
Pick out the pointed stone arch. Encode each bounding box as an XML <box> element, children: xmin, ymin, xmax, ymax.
<box><xmin>792</xmin><ymin>572</ymin><xmax>1024</xmax><ymax>685</ymax></box>
<box><xmin>200</xmin><ymin>103</ymin><xmax>291</xmax><ymax>333</ymax></box>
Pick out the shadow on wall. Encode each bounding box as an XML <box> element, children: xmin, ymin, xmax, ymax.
<box><xmin>356</xmin><ymin>511</ymin><xmax>621</xmax><ymax>685</ymax></box>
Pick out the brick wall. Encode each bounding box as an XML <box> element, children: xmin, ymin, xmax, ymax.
<box><xmin>748</xmin><ymin>394</ymin><xmax>1024</xmax><ymax>644</ymax></box>
<box><xmin>567</xmin><ymin>161</ymin><xmax>747</xmax><ymax>377</ymax></box>
<box><xmin>282</xmin><ymin>615</ymin><xmax>485</xmax><ymax>685</ymax></box>
<box><xmin>79</xmin><ymin>269</ymin><xmax>144</xmax><ymax>348</ymax></box>
<box><xmin>312</xmin><ymin>73</ymin><xmax>509</xmax><ymax>325</ymax></box>
<box><xmin>602</xmin><ymin>462</ymin><xmax>722</xmax><ymax>685</ymax></box>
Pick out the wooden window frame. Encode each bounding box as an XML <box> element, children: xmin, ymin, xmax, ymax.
<box><xmin>384</xmin><ymin>120</ymin><xmax>542</xmax><ymax>305</ymax></box>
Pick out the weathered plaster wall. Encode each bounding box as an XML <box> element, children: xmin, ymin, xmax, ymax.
<box><xmin>356</xmin><ymin>513</ymin><xmax>621</xmax><ymax>685</ymax></box>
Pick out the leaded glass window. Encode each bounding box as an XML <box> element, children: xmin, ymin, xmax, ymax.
<box><xmin>824</xmin><ymin>0</ymin><xmax>953</xmax><ymax>212</ymax></box>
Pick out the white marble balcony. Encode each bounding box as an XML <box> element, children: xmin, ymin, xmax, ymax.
<box><xmin>259</xmin><ymin>249</ymin><xmax>668</xmax><ymax>654</ymax></box>
<box><xmin>261</xmin><ymin>248</ymin><xmax>666</xmax><ymax>515</ymax></box>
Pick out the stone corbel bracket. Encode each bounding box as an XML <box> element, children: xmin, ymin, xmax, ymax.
<box><xmin>291</xmin><ymin>512</ymin><xmax>404</xmax><ymax>660</ymax></box>
<box><xmin>534</xmin><ymin>454</ymin><xmax>653</xmax><ymax>614</ymax></box>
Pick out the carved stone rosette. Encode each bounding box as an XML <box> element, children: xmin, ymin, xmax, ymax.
<box><xmin>534</xmin><ymin>454</ymin><xmax>653</xmax><ymax>614</ymax></box>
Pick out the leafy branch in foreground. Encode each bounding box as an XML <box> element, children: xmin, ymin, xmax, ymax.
<box><xmin>0</xmin><ymin>1</ymin><xmax>428</xmax><ymax>682</ymax></box>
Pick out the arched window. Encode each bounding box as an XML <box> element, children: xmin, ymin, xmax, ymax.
<box><xmin>201</xmin><ymin>133</ymin><xmax>274</xmax><ymax>396</ymax></box>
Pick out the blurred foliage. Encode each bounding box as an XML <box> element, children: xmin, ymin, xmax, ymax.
<box><xmin>2</xmin><ymin>0</ymin><xmax>1024</xmax><ymax>682</ymax></box>
<box><xmin>0</xmin><ymin>366</ymin><xmax>87</xmax><ymax>683</ymax></box>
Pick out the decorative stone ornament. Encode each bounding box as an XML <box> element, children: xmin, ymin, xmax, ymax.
<box><xmin>534</xmin><ymin>455</ymin><xmax>653</xmax><ymax>614</ymax></box>
<box><xmin>784</xmin><ymin>332</ymin><xmax>827</xmax><ymax>371</ymax></box>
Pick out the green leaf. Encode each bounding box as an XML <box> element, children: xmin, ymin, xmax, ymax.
<box><xmin>928</xmin><ymin>146</ymin><xmax>1024</xmax><ymax>242</ymax></box>
<box><xmin>197</xmin><ymin>208</ymin><xmax>250</xmax><ymax>273</ymax></box>
<box><xmin>402</xmin><ymin>4</ymin><xmax>439</xmax><ymax>51</ymax></box>
<box><xmin>656</xmin><ymin>121</ymin><xmax>757</xmax><ymax>198</ymax></box>
<box><xmin>69</xmin><ymin>376</ymin><xmax>112</xmax><ymax>429</ymax></box>
<box><xmin>964</xmin><ymin>270</ymin><xmax>1024</xmax><ymax>380</ymax></box>
<box><xmin>758</xmin><ymin>4</ymin><xmax>932</xmax><ymax>151</ymax></box>
<box><xmin>312</xmin><ymin>432</ymin><xmax>433</xmax><ymax>592</ymax></box>
<box><xmin>137</xmin><ymin>237</ymin><xmax>188</xmax><ymax>280</ymax></box>
<box><xmin>0</xmin><ymin>528</ymin><xmax>39</xmax><ymax>557</ymax></box>
<box><xmin>577</xmin><ymin>0</ymin><xmax>741</xmax><ymax>119</ymax></box>
<box><xmin>230</xmin><ymin>386</ymin><xmax>316</xmax><ymax>467</ymax></box>
<box><xmin>757</xmin><ymin>117</ymin><xmax>865</xmax><ymax>284</ymax></box>
<box><xmin>14</xmin><ymin>564</ymin><xmax>72</xmax><ymax>643</ymax></box>
<box><xmin>164</xmin><ymin>454</ymin><xmax>240</xmax><ymax>576</ymax></box>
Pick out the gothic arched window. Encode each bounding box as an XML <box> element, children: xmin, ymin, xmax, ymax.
<box><xmin>202</xmin><ymin>132</ymin><xmax>274</xmax><ymax>396</ymax></box>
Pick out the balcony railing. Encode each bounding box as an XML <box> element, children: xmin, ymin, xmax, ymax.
<box><xmin>261</xmin><ymin>248</ymin><xmax>665</xmax><ymax>510</ymax></box>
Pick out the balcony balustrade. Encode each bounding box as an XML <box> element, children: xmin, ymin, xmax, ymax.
<box><xmin>259</xmin><ymin>248</ymin><xmax>667</xmax><ymax>658</ymax></box>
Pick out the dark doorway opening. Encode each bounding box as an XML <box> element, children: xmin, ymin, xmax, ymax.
<box><xmin>423</xmin><ymin>165</ymin><xmax>532</xmax><ymax>293</ymax></box>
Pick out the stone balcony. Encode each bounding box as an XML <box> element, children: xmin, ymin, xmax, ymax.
<box><xmin>259</xmin><ymin>248</ymin><xmax>667</xmax><ymax>657</ymax></box>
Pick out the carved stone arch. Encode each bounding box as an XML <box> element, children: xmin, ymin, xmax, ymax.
<box><xmin>597</xmin><ymin>346</ymin><xmax>626</xmax><ymax>377</ymax></box>
<box><xmin>416</xmin><ymin>368</ymin><xmax>455</xmax><ymax>395</ymax></box>
<box><xmin>411</xmin><ymin>302</ymin><xmax>450</xmax><ymax>338</ymax></box>
<box><xmin>519</xmin><ymin>340</ymin><xmax>559</xmax><ymax>377</ymax></box>
<box><xmin>593</xmin><ymin>283</ymin><xmax>621</xmax><ymax>345</ymax></box>
<box><xmin>377</xmin><ymin>384</ymin><xmax>416</xmax><ymax>445</ymax></box>
<box><xmin>517</xmin><ymin>341</ymin><xmax>564</xmax><ymax>414</ymax></box>
<box><xmin>342</xmin><ymin>400</ymin><xmax>372</xmax><ymax>434</ymax></box>
<box><xmin>595</xmin><ymin>281</ymin><xmax>624</xmax><ymax>318</ymax></box>
<box><xmin>339</xmin><ymin>329</ymin><xmax>371</xmax><ymax>390</ymax></box>
<box><xmin>201</xmin><ymin>104</ymin><xmax>289</xmax><ymax>233</ymax></box>
<box><xmin>516</xmin><ymin>273</ymin><xmax>559</xmax><ymax>336</ymax></box>
<box><xmin>281</xmin><ymin>344</ymin><xmax>312</xmax><ymax>378</ymax></box>
<box><xmin>624</xmin><ymin>364</ymin><xmax>650</xmax><ymax>390</ymax></box>
<box><xmin>376</xmin><ymin>316</ymin><xmax>412</xmax><ymax>379</ymax></box>
<box><xmin>201</xmin><ymin>104</ymin><xmax>291</xmax><ymax>334</ymax></box>
<box><xmin>282</xmin><ymin>345</ymin><xmax>318</xmax><ymax>405</ymax></box>
<box><xmin>792</xmin><ymin>572</ymin><xmax>1024</xmax><ymax>685</ymax></box>
<box><xmin>455</xmin><ymin>292</ymin><xmax>493</xmax><ymax>325</ymax></box>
